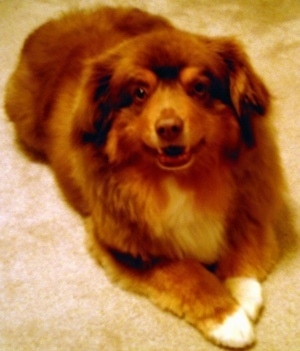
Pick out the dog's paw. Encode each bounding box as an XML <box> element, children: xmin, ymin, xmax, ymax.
<box><xmin>208</xmin><ymin>308</ymin><xmax>255</xmax><ymax>349</ymax></box>
<box><xmin>225</xmin><ymin>278</ymin><xmax>263</xmax><ymax>321</ymax></box>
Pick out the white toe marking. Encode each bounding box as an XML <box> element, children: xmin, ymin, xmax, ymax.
<box><xmin>225</xmin><ymin>278</ymin><xmax>263</xmax><ymax>321</ymax></box>
<box><xmin>209</xmin><ymin>308</ymin><xmax>255</xmax><ymax>348</ymax></box>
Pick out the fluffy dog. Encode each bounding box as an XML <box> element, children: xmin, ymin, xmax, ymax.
<box><xmin>5</xmin><ymin>6</ymin><xmax>285</xmax><ymax>348</ymax></box>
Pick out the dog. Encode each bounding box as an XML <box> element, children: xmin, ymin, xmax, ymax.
<box><xmin>5</xmin><ymin>6</ymin><xmax>285</xmax><ymax>349</ymax></box>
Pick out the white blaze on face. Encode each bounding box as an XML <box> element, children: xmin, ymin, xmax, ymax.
<box><xmin>145</xmin><ymin>84</ymin><xmax>191</xmax><ymax>146</ymax></box>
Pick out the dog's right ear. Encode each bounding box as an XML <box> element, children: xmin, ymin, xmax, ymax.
<box><xmin>209</xmin><ymin>38</ymin><xmax>271</xmax><ymax>148</ymax></box>
<box><xmin>72</xmin><ymin>57</ymin><xmax>117</xmax><ymax>147</ymax></box>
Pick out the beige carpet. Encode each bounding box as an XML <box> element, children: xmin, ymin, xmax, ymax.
<box><xmin>1</xmin><ymin>1</ymin><xmax>299</xmax><ymax>350</ymax></box>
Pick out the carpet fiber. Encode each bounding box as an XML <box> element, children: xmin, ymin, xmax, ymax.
<box><xmin>1</xmin><ymin>1</ymin><xmax>299</xmax><ymax>350</ymax></box>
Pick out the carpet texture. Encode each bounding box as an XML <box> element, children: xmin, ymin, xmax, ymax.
<box><xmin>1</xmin><ymin>1</ymin><xmax>299</xmax><ymax>350</ymax></box>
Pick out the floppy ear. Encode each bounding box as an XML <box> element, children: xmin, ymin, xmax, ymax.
<box><xmin>72</xmin><ymin>57</ymin><xmax>116</xmax><ymax>146</ymax></box>
<box><xmin>211</xmin><ymin>38</ymin><xmax>271</xmax><ymax>147</ymax></box>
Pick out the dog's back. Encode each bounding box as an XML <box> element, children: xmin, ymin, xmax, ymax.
<box><xmin>4</xmin><ymin>7</ymin><xmax>171</xmax><ymax>153</ymax></box>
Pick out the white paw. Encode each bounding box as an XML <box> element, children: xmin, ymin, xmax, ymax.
<box><xmin>225</xmin><ymin>278</ymin><xmax>263</xmax><ymax>321</ymax></box>
<box><xmin>209</xmin><ymin>308</ymin><xmax>255</xmax><ymax>348</ymax></box>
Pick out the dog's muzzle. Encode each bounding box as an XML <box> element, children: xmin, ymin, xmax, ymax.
<box><xmin>154</xmin><ymin>116</ymin><xmax>193</xmax><ymax>169</ymax></box>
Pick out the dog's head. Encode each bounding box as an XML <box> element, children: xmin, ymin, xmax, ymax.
<box><xmin>73</xmin><ymin>29</ymin><xmax>270</xmax><ymax>172</ymax></box>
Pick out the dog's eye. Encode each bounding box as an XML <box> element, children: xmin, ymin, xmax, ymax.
<box><xmin>134</xmin><ymin>87</ymin><xmax>147</xmax><ymax>102</ymax></box>
<box><xmin>193</xmin><ymin>82</ymin><xmax>208</xmax><ymax>98</ymax></box>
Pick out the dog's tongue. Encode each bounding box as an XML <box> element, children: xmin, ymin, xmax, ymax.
<box><xmin>158</xmin><ymin>146</ymin><xmax>191</xmax><ymax>168</ymax></box>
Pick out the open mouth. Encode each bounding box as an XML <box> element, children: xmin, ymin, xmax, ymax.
<box><xmin>157</xmin><ymin>145</ymin><xmax>193</xmax><ymax>170</ymax></box>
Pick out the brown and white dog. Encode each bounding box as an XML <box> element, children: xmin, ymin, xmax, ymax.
<box><xmin>5</xmin><ymin>6</ymin><xmax>285</xmax><ymax>348</ymax></box>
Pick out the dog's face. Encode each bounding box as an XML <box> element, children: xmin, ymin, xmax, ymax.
<box><xmin>74</xmin><ymin>30</ymin><xmax>270</xmax><ymax>174</ymax></box>
<box><xmin>101</xmin><ymin>65</ymin><xmax>240</xmax><ymax>172</ymax></box>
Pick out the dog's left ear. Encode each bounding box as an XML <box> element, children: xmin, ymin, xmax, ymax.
<box><xmin>210</xmin><ymin>38</ymin><xmax>271</xmax><ymax>147</ymax></box>
<box><xmin>72</xmin><ymin>56</ymin><xmax>117</xmax><ymax>147</ymax></box>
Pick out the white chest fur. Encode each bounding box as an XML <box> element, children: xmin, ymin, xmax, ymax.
<box><xmin>154</xmin><ymin>179</ymin><xmax>225</xmax><ymax>264</ymax></box>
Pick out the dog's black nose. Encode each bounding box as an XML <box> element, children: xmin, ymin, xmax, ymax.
<box><xmin>155</xmin><ymin>116</ymin><xmax>183</xmax><ymax>141</ymax></box>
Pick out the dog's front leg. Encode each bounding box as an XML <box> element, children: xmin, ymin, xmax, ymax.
<box><xmin>97</xmin><ymin>245</ymin><xmax>255</xmax><ymax>349</ymax></box>
<box><xmin>217</xmin><ymin>223</ymin><xmax>279</xmax><ymax>322</ymax></box>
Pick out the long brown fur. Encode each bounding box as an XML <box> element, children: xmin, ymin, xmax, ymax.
<box><xmin>5</xmin><ymin>6</ymin><xmax>285</xmax><ymax>349</ymax></box>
